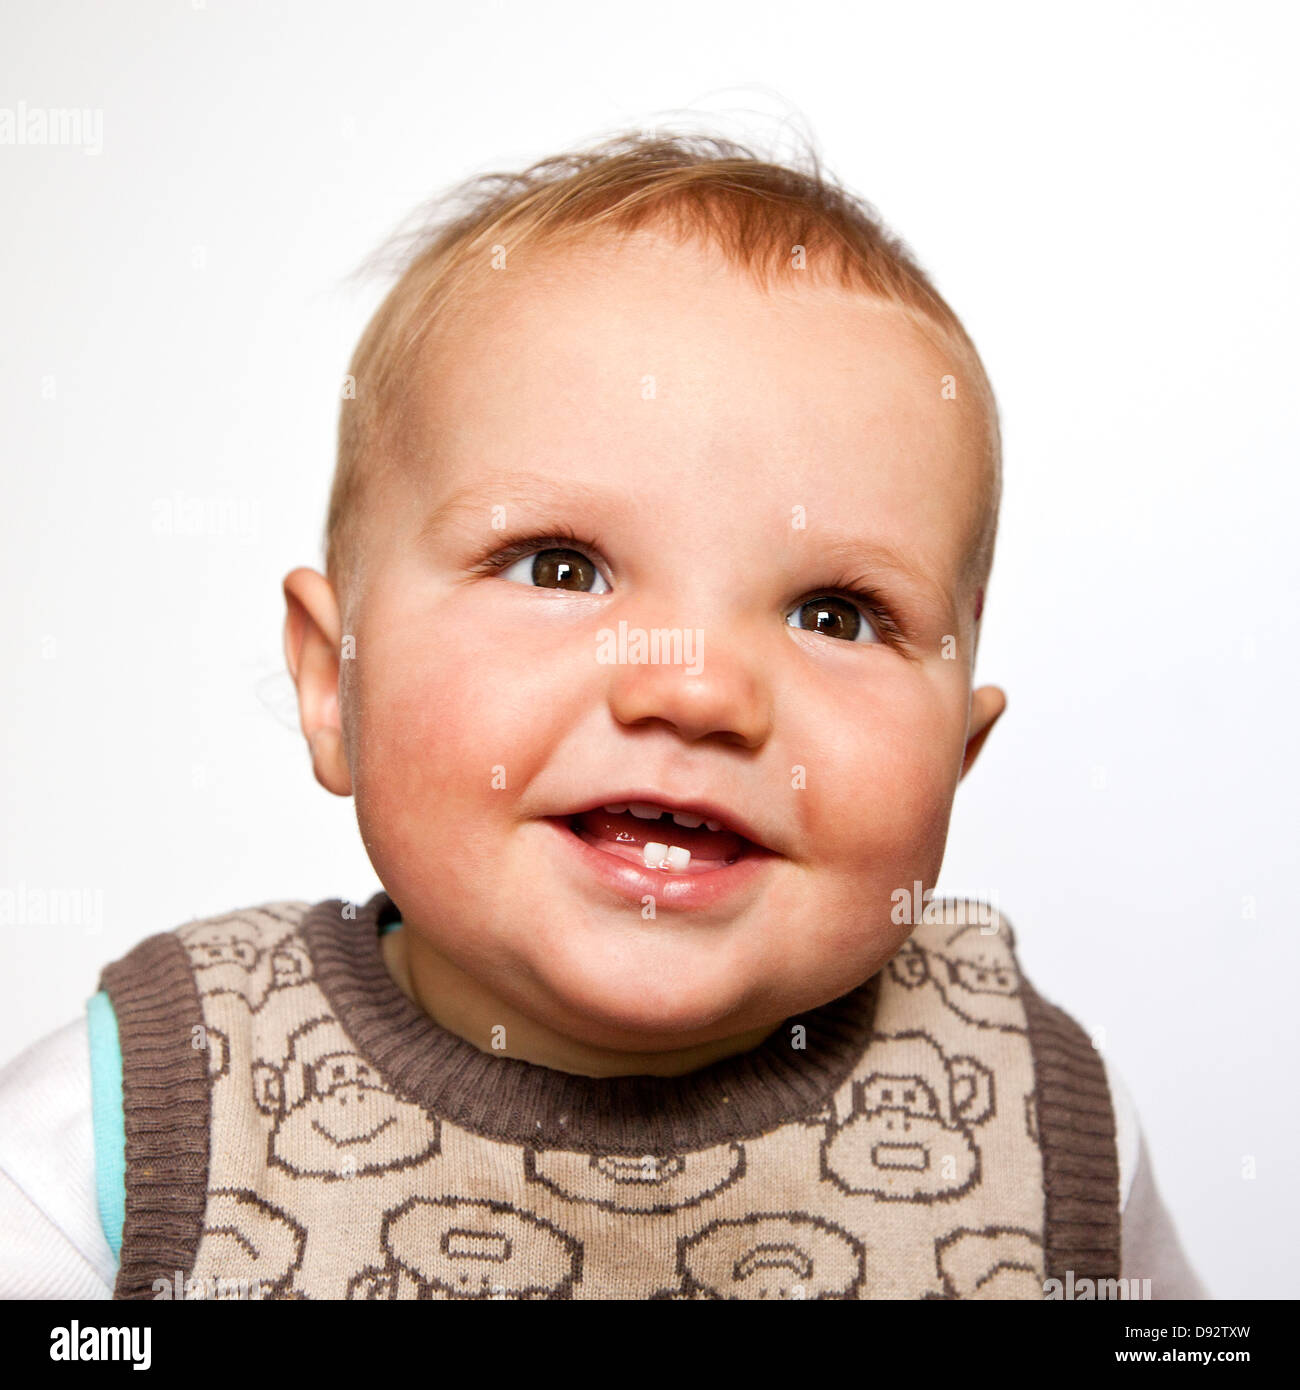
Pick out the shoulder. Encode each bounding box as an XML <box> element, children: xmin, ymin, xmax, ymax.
<box><xmin>903</xmin><ymin>899</ymin><xmax>1134</xmax><ymax>1182</ymax></box>
<box><xmin>100</xmin><ymin>899</ymin><xmax>316</xmax><ymax>1009</ymax></box>
<box><xmin>1097</xmin><ymin>1053</ymin><xmax>1140</xmax><ymax>1210</ymax></box>
<box><xmin>0</xmin><ymin>1016</ymin><xmax>115</xmax><ymax>1297</ymax></box>
<box><xmin>1092</xmin><ymin>1056</ymin><xmax>1211</xmax><ymax>1298</ymax></box>
<box><xmin>917</xmin><ymin>902</ymin><xmax>1207</xmax><ymax>1286</ymax></box>
<box><xmin>107</xmin><ymin>899</ymin><xmax>315</xmax><ymax>972</ymax></box>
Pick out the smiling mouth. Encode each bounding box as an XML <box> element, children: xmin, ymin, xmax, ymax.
<box><xmin>560</xmin><ymin>806</ymin><xmax>755</xmax><ymax>874</ymax></box>
<box><xmin>311</xmin><ymin>1115</ymin><xmax>397</xmax><ymax>1148</ymax></box>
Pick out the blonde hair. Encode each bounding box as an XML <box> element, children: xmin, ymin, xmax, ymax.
<box><xmin>326</xmin><ymin>130</ymin><xmax>1001</xmax><ymax>618</ymax></box>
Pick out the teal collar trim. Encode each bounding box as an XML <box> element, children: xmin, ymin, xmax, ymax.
<box><xmin>86</xmin><ymin>990</ymin><xmax>125</xmax><ymax>1260</ymax></box>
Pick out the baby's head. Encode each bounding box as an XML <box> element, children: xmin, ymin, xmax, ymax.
<box><xmin>284</xmin><ymin>132</ymin><xmax>1005</xmax><ymax>1066</ymax></box>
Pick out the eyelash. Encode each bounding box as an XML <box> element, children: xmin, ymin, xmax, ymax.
<box><xmin>469</xmin><ymin>527</ymin><xmax>908</xmax><ymax>647</ymax></box>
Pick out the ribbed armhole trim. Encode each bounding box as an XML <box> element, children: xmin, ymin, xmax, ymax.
<box><xmin>98</xmin><ymin>932</ymin><xmax>211</xmax><ymax>1300</ymax></box>
<box><xmin>1020</xmin><ymin>977</ymin><xmax>1122</xmax><ymax>1283</ymax></box>
<box><xmin>86</xmin><ymin>990</ymin><xmax>126</xmax><ymax>1260</ymax></box>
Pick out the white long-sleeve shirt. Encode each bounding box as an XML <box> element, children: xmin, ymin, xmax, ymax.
<box><xmin>0</xmin><ymin>1014</ymin><xmax>1209</xmax><ymax>1299</ymax></box>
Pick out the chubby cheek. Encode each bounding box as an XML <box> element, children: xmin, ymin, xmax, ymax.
<box><xmin>348</xmin><ymin>589</ymin><xmax>544</xmax><ymax>909</ymax></box>
<box><xmin>794</xmin><ymin>664</ymin><xmax>965</xmax><ymax>926</ymax></box>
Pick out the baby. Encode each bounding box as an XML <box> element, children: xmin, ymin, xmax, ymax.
<box><xmin>0</xmin><ymin>131</ymin><xmax>1205</xmax><ymax>1301</ymax></box>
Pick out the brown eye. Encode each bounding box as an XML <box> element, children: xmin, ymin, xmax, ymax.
<box><xmin>788</xmin><ymin>596</ymin><xmax>878</xmax><ymax>644</ymax></box>
<box><xmin>500</xmin><ymin>547</ymin><xmax>611</xmax><ymax>594</ymax></box>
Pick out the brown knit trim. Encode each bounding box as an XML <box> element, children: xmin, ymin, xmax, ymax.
<box><xmin>303</xmin><ymin>891</ymin><xmax>882</xmax><ymax>1153</ymax></box>
<box><xmin>99</xmin><ymin>932</ymin><xmax>211</xmax><ymax>1300</ymax></box>
<box><xmin>1019</xmin><ymin>976</ymin><xmax>1121</xmax><ymax>1283</ymax></box>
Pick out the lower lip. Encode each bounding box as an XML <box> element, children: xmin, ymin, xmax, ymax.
<box><xmin>545</xmin><ymin>817</ymin><xmax>778</xmax><ymax>911</ymax></box>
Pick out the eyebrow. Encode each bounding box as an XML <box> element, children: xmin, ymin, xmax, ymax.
<box><xmin>807</xmin><ymin>532</ymin><xmax>955</xmax><ymax>622</ymax></box>
<box><xmin>420</xmin><ymin>473</ymin><xmax>956</xmax><ymax>623</ymax></box>
<box><xmin>416</xmin><ymin>473</ymin><xmax>624</xmax><ymax>545</ymax></box>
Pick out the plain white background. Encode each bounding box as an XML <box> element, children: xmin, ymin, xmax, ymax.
<box><xmin>1</xmin><ymin>0</ymin><xmax>1296</xmax><ymax>1299</ymax></box>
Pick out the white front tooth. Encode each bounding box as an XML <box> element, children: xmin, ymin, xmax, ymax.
<box><xmin>704</xmin><ymin>819</ymin><xmax>721</xmax><ymax>832</ymax></box>
<box><xmin>664</xmin><ymin>845</ymin><xmax>692</xmax><ymax>871</ymax></box>
<box><xmin>628</xmin><ymin>802</ymin><xmax>666</xmax><ymax>820</ymax></box>
<box><xmin>670</xmin><ymin>811</ymin><xmax>705</xmax><ymax>829</ymax></box>
<box><xmin>643</xmin><ymin>841</ymin><xmax>669</xmax><ymax>869</ymax></box>
<box><xmin>603</xmin><ymin>803</ymin><xmax>629</xmax><ymax>815</ymax></box>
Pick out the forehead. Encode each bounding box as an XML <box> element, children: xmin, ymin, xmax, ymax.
<box><xmin>393</xmin><ymin>230</ymin><xmax>987</xmax><ymax>605</ymax></box>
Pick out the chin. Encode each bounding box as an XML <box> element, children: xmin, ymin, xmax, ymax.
<box><xmin>526</xmin><ymin>950</ymin><xmax>760</xmax><ymax>1053</ymax></box>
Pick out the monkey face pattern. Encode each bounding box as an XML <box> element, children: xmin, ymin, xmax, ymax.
<box><xmin>380</xmin><ymin>1196</ymin><xmax>582</xmax><ymax>1300</ymax></box>
<box><xmin>194</xmin><ymin>1190</ymin><xmax>306</xmax><ymax>1297</ymax></box>
<box><xmin>180</xmin><ymin>909</ymin><xmax>314</xmax><ymax>1012</ymax></box>
<box><xmin>252</xmin><ymin>1017</ymin><xmax>439</xmax><ymax>1179</ymax></box>
<box><xmin>820</xmin><ymin>1031</ymin><xmax>994</xmax><ymax>1201</ymax></box>
<box><xmin>932</xmin><ymin>1227</ymin><xmax>1044</xmax><ymax>1299</ymax></box>
<box><xmin>673</xmin><ymin>1214</ymin><xmax>865</xmax><ymax>1300</ymax></box>
<box><xmin>523</xmin><ymin>1142</ymin><xmax>744</xmax><ymax>1213</ymax></box>
<box><xmin>187</xmin><ymin>924</ymin><xmax>257</xmax><ymax>972</ymax></box>
<box><xmin>933</xmin><ymin>924</ymin><xmax>1024</xmax><ymax>1032</ymax></box>
<box><xmin>888</xmin><ymin>924</ymin><xmax>1025</xmax><ymax>1034</ymax></box>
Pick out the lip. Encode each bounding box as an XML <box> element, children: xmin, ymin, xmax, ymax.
<box><xmin>560</xmin><ymin>790</ymin><xmax>773</xmax><ymax>852</ymax></box>
<box><xmin>545</xmin><ymin>816</ymin><xmax>778</xmax><ymax>911</ymax></box>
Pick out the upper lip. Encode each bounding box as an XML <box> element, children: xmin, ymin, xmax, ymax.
<box><xmin>559</xmin><ymin>791</ymin><xmax>776</xmax><ymax>854</ymax></box>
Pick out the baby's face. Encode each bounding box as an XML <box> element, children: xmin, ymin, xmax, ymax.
<box><xmin>334</xmin><ymin>231</ymin><xmax>1001</xmax><ymax>1052</ymax></box>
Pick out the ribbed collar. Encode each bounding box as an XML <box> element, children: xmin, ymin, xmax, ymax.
<box><xmin>302</xmin><ymin>890</ymin><xmax>881</xmax><ymax>1153</ymax></box>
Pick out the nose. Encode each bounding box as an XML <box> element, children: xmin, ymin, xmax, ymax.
<box><xmin>329</xmin><ymin>1082</ymin><xmax>368</xmax><ymax>1106</ymax></box>
<box><xmin>603</xmin><ymin>614</ymin><xmax>773</xmax><ymax>749</ymax></box>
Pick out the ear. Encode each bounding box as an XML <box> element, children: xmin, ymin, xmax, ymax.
<box><xmin>888</xmin><ymin>941</ymin><xmax>929</xmax><ymax>990</ymax></box>
<box><xmin>270</xmin><ymin>941</ymin><xmax>311</xmax><ymax>988</ymax></box>
<box><xmin>949</xmin><ymin>1055</ymin><xmax>994</xmax><ymax>1126</ymax></box>
<box><xmin>252</xmin><ymin>1062</ymin><xmax>285</xmax><ymax>1117</ymax></box>
<box><xmin>959</xmin><ymin>684</ymin><xmax>1006</xmax><ymax>782</ymax></box>
<box><xmin>282</xmin><ymin>567</ymin><xmax>352</xmax><ymax>796</ymax></box>
<box><xmin>205</xmin><ymin>1028</ymin><xmax>230</xmax><ymax>1081</ymax></box>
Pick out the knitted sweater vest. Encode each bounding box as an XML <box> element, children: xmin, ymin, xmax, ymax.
<box><xmin>98</xmin><ymin>892</ymin><xmax>1120</xmax><ymax>1300</ymax></box>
